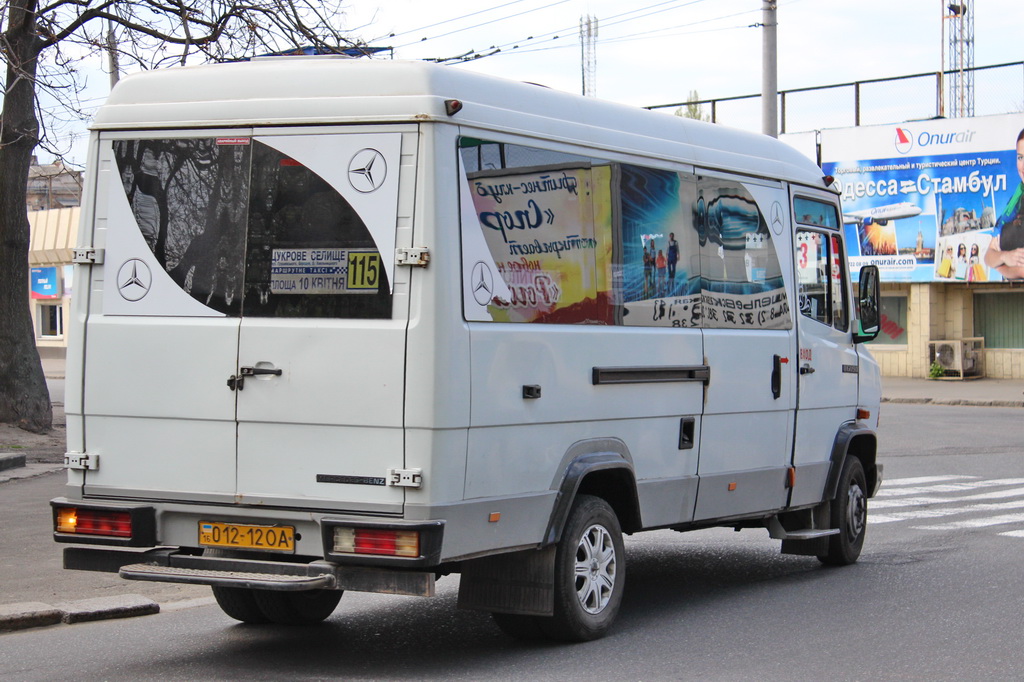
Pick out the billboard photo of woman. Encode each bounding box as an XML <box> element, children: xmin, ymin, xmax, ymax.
<box><xmin>984</xmin><ymin>128</ymin><xmax>1024</xmax><ymax>279</ymax></box>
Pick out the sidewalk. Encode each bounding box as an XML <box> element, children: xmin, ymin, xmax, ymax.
<box><xmin>880</xmin><ymin>376</ymin><xmax>1024</xmax><ymax>407</ymax></box>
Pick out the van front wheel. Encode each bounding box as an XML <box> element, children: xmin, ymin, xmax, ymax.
<box><xmin>542</xmin><ymin>494</ymin><xmax>625</xmax><ymax>642</ymax></box>
<box><xmin>819</xmin><ymin>456</ymin><xmax>867</xmax><ymax>566</ymax></box>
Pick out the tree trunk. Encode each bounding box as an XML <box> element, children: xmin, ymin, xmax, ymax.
<box><xmin>0</xmin><ymin>0</ymin><xmax>53</xmax><ymax>432</ymax></box>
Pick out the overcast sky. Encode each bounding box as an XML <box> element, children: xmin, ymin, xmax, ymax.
<box><xmin>57</xmin><ymin>0</ymin><xmax>1023</xmax><ymax>165</ymax></box>
<box><xmin>348</xmin><ymin>0</ymin><xmax>1020</xmax><ymax>103</ymax></box>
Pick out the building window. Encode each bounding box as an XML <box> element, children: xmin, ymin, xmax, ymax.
<box><xmin>871</xmin><ymin>296</ymin><xmax>908</xmax><ymax>345</ymax></box>
<box><xmin>974</xmin><ymin>292</ymin><xmax>1024</xmax><ymax>349</ymax></box>
<box><xmin>38</xmin><ymin>303</ymin><xmax>63</xmax><ymax>338</ymax></box>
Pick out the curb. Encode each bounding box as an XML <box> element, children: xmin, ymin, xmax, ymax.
<box><xmin>0</xmin><ymin>594</ymin><xmax>159</xmax><ymax>633</ymax></box>
<box><xmin>0</xmin><ymin>463</ymin><xmax>64</xmax><ymax>485</ymax></box>
<box><xmin>0</xmin><ymin>453</ymin><xmax>27</xmax><ymax>472</ymax></box>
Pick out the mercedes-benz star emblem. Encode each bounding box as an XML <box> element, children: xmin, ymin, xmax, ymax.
<box><xmin>348</xmin><ymin>148</ymin><xmax>387</xmax><ymax>193</ymax></box>
<box><xmin>471</xmin><ymin>261</ymin><xmax>495</xmax><ymax>306</ymax></box>
<box><xmin>117</xmin><ymin>258</ymin><xmax>152</xmax><ymax>302</ymax></box>
<box><xmin>770</xmin><ymin>201</ymin><xmax>785</xmax><ymax>235</ymax></box>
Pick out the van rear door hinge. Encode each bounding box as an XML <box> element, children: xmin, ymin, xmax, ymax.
<box><xmin>387</xmin><ymin>468</ymin><xmax>423</xmax><ymax>488</ymax></box>
<box><xmin>395</xmin><ymin>247</ymin><xmax>430</xmax><ymax>267</ymax></box>
<box><xmin>65</xmin><ymin>452</ymin><xmax>99</xmax><ymax>470</ymax></box>
<box><xmin>72</xmin><ymin>248</ymin><xmax>105</xmax><ymax>265</ymax></box>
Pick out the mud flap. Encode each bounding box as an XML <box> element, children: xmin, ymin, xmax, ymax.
<box><xmin>778</xmin><ymin>500</ymin><xmax>832</xmax><ymax>556</ymax></box>
<box><xmin>457</xmin><ymin>545</ymin><xmax>556</xmax><ymax>616</ymax></box>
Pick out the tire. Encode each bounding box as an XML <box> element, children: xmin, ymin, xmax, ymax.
<box><xmin>204</xmin><ymin>549</ymin><xmax>270</xmax><ymax>624</ymax></box>
<box><xmin>211</xmin><ymin>585</ymin><xmax>271</xmax><ymax>624</ymax></box>
<box><xmin>819</xmin><ymin>456</ymin><xmax>868</xmax><ymax>566</ymax></box>
<box><xmin>541</xmin><ymin>495</ymin><xmax>625</xmax><ymax>642</ymax></box>
<box><xmin>491</xmin><ymin>612</ymin><xmax>546</xmax><ymax>640</ymax></box>
<box><xmin>252</xmin><ymin>589</ymin><xmax>343</xmax><ymax>625</ymax></box>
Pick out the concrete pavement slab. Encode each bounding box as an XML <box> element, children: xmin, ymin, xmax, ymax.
<box><xmin>55</xmin><ymin>594</ymin><xmax>160</xmax><ymax>624</ymax></box>
<box><xmin>0</xmin><ymin>602</ymin><xmax>62</xmax><ymax>631</ymax></box>
<box><xmin>0</xmin><ymin>453</ymin><xmax>27</xmax><ymax>472</ymax></box>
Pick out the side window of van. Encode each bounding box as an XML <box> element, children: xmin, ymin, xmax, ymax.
<box><xmin>697</xmin><ymin>179</ymin><xmax>791</xmax><ymax>330</ymax></box>
<box><xmin>459</xmin><ymin>138</ymin><xmax>790</xmax><ymax>330</ymax></box>
<box><xmin>113</xmin><ymin>137</ymin><xmax>391</xmax><ymax>319</ymax></box>
<box><xmin>794</xmin><ymin>197</ymin><xmax>848</xmax><ymax>332</ymax></box>
<box><xmin>796</xmin><ymin>229</ymin><xmax>849</xmax><ymax>331</ymax></box>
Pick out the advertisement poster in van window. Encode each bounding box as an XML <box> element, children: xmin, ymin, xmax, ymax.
<box><xmin>617</xmin><ymin>165</ymin><xmax>703</xmax><ymax>328</ymax></box>
<box><xmin>696</xmin><ymin>179</ymin><xmax>791</xmax><ymax>330</ymax></box>
<box><xmin>466</xmin><ymin>165</ymin><xmax>614</xmax><ymax>324</ymax></box>
<box><xmin>820</xmin><ymin>112</ymin><xmax>1024</xmax><ymax>282</ymax></box>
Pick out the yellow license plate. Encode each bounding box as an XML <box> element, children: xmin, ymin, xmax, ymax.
<box><xmin>199</xmin><ymin>521</ymin><xmax>295</xmax><ymax>552</ymax></box>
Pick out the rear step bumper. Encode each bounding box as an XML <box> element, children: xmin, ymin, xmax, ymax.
<box><xmin>64</xmin><ymin>547</ymin><xmax>435</xmax><ymax>597</ymax></box>
<box><xmin>120</xmin><ymin>563</ymin><xmax>335</xmax><ymax>591</ymax></box>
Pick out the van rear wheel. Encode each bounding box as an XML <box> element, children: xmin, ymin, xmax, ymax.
<box><xmin>252</xmin><ymin>589</ymin><xmax>342</xmax><ymax>625</ymax></box>
<box><xmin>205</xmin><ymin>549</ymin><xmax>271</xmax><ymax>624</ymax></box>
<box><xmin>211</xmin><ymin>586</ymin><xmax>271</xmax><ymax>624</ymax></box>
<box><xmin>541</xmin><ymin>494</ymin><xmax>625</xmax><ymax>642</ymax></box>
<box><xmin>818</xmin><ymin>456</ymin><xmax>867</xmax><ymax>566</ymax></box>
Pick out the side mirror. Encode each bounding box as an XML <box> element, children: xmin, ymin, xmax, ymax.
<box><xmin>854</xmin><ymin>265</ymin><xmax>880</xmax><ymax>343</ymax></box>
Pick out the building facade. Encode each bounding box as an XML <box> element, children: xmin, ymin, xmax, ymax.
<box><xmin>28</xmin><ymin>208</ymin><xmax>79</xmax><ymax>361</ymax></box>
<box><xmin>809</xmin><ymin>113</ymin><xmax>1024</xmax><ymax>379</ymax></box>
<box><xmin>27</xmin><ymin>157</ymin><xmax>82</xmax><ymax>211</ymax></box>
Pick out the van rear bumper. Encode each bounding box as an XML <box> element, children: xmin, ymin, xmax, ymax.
<box><xmin>63</xmin><ymin>547</ymin><xmax>436</xmax><ymax>597</ymax></box>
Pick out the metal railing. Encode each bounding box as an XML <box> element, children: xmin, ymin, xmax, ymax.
<box><xmin>647</xmin><ymin>61</ymin><xmax>1024</xmax><ymax>132</ymax></box>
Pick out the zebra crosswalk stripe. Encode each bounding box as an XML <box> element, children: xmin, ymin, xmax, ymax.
<box><xmin>871</xmin><ymin>476</ymin><xmax>1024</xmax><ymax>536</ymax></box>
<box><xmin>912</xmin><ymin>513</ymin><xmax>1024</xmax><ymax>531</ymax></box>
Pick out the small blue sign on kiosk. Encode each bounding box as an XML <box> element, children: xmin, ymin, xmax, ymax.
<box><xmin>31</xmin><ymin>267</ymin><xmax>61</xmax><ymax>299</ymax></box>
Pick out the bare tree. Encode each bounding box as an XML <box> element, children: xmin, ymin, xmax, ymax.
<box><xmin>1</xmin><ymin>0</ymin><xmax>364</xmax><ymax>432</ymax></box>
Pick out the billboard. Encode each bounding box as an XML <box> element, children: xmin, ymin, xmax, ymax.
<box><xmin>821</xmin><ymin>113</ymin><xmax>1024</xmax><ymax>282</ymax></box>
<box><xmin>30</xmin><ymin>267</ymin><xmax>61</xmax><ymax>299</ymax></box>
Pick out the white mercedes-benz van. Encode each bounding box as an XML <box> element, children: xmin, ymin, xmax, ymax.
<box><xmin>52</xmin><ymin>57</ymin><xmax>882</xmax><ymax>642</ymax></box>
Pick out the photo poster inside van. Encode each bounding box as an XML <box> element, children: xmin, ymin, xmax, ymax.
<box><xmin>821</xmin><ymin>112</ymin><xmax>1024</xmax><ymax>283</ymax></box>
<box><xmin>464</xmin><ymin>164</ymin><xmax>614</xmax><ymax>324</ymax></box>
<box><xmin>462</xmin><ymin>159</ymin><xmax>791</xmax><ymax>329</ymax></box>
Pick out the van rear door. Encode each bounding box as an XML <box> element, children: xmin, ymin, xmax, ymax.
<box><xmin>80</xmin><ymin>129</ymin><xmax>409</xmax><ymax>513</ymax></box>
<box><xmin>233</xmin><ymin>132</ymin><xmax>407</xmax><ymax>511</ymax></box>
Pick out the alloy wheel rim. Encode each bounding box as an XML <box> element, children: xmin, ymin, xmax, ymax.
<box><xmin>847</xmin><ymin>483</ymin><xmax>866</xmax><ymax>539</ymax></box>
<box><xmin>574</xmin><ymin>524</ymin><xmax>616</xmax><ymax>614</ymax></box>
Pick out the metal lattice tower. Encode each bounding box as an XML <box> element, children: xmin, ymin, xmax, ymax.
<box><xmin>946</xmin><ymin>2</ymin><xmax>975</xmax><ymax>117</ymax></box>
<box><xmin>580</xmin><ymin>15</ymin><xmax>598</xmax><ymax>98</ymax></box>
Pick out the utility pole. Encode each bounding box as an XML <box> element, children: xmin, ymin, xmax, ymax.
<box><xmin>939</xmin><ymin>0</ymin><xmax>946</xmax><ymax>117</ymax></box>
<box><xmin>107</xmin><ymin>18</ymin><xmax>120</xmax><ymax>88</ymax></box>
<box><xmin>580</xmin><ymin>15</ymin><xmax>598</xmax><ymax>98</ymax></box>
<box><xmin>946</xmin><ymin>2</ymin><xmax>974</xmax><ymax>118</ymax></box>
<box><xmin>761</xmin><ymin>1</ymin><xmax>778</xmax><ymax>137</ymax></box>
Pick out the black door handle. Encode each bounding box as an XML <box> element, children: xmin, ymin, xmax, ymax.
<box><xmin>240</xmin><ymin>366</ymin><xmax>283</xmax><ymax>377</ymax></box>
<box><xmin>228</xmin><ymin>366</ymin><xmax>283</xmax><ymax>391</ymax></box>
<box><xmin>772</xmin><ymin>354</ymin><xmax>782</xmax><ymax>400</ymax></box>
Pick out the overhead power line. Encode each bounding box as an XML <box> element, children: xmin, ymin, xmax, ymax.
<box><xmin>425</xmin><ymin>0</ymin><xmax>758</xmax><ymax>66</ymax></box>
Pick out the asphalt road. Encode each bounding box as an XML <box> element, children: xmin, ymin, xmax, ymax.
<box><xmin>2</xmin><ymin>403</ymin><xmax>1023</xmax><ymax>680</ymax></box>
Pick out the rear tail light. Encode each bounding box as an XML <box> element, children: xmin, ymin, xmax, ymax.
<box><xmin>55</xmin><ymin>507</ymin><xmax>133</xmax><ymax>538</ymax></box>
<box><xmin>333</xmin><ymin>527</ymin><xmax>420</xmax><ymax>558</ymax></box>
